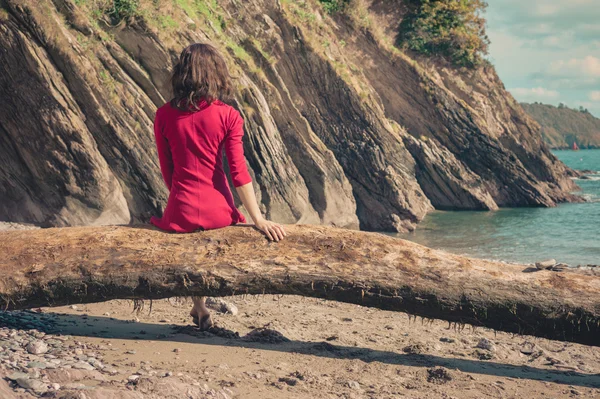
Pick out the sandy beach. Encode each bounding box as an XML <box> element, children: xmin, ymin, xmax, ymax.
<box><xmin>1</xmin><ymin>295</ymin><xmax>599</xmax><ymax>398</ymax></box>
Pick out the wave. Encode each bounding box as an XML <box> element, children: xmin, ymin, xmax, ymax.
<box><xmin>581</xmin><ymin>194</ymin><xmax>600</xmax><ymax>203</ymax></box>
<box><xmin>582</xmin><ymin>176</ymin><xmax>600</xmax><ymax>181</ymax></box>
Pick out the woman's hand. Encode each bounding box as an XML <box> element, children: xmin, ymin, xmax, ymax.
<box><xmin>255</xmin><ymin>218</ymin><xmax>286</xmax><ymax>241</ymax></box>
<box><xmin>234</xmin><ymin>182</ymin><xmax>285</xmax><ymax>241</ymax></box>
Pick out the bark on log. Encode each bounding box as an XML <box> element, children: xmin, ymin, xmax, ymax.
<box><xmin>0</xmin><ymin>225</ymin><xmax>599</xmax><ymax>346</ymax></box>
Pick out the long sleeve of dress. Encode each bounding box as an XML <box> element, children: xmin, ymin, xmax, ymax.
<box><xmin>154</xmin><ymin>109</ymin><xmax>174</xmax><ymax>190</ymax></box>
<box><xmin>225</xmin><ymin>109</ymin><xmax>252</xmax><ymax>187</ymax></box>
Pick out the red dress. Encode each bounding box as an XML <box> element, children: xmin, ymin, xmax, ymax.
<box><xmin>150</xmin><ymin>100</ymin><xmax>252</xmax><ymax>232</ymax></box>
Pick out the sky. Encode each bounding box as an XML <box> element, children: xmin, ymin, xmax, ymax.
<box><xmin>485</xmin><ymin>0</ymin><xmax>600</xmax><ymax>117</ymax></box>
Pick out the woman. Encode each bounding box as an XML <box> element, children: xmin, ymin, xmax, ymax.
<box><xmin>150</xmin><ymin>43</ymin><xmax>286</xmax><ymax>330</ymax></box>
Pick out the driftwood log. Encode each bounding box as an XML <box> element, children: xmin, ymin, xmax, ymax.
<box><xmin>0</xmin><ymin>225</ymin><xmax>599</xmax><ymax>346</ymax></box>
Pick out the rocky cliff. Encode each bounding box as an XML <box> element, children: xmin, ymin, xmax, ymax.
<box><xmin>0</xmin><ymin>0</ymin><xmax>579</xmax><ymax>232</ymax></box>
<box><xmin>522</xmin><ymin>103</ymin><xmax>600</xmax><ymax>149</ymax></box>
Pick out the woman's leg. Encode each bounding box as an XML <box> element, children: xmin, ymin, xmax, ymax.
<box><xmin>190</xmin><ymin>296</ymin><xmax>213</xmax><ymax>330</ymax></box>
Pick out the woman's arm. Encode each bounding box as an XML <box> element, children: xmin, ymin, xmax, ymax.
<box><xmin>225</xmin><ymin>108</ymin><xmax>285</xmax><ymax>241</ymax></box>
<box><xmin>236</xmin><ymin>183</ymin><xmax>286</xmax><ymax>241</ymax></box>
<box><xmin>154</xmin><ymin>109</ymin><xmax>174</xmax><ymax>190</ymax></box>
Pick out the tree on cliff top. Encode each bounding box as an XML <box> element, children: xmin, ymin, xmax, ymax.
<box><xmin>398</xmin><ymin>0</ymin><xmax>490</xmax><ymax>68</ymax></box>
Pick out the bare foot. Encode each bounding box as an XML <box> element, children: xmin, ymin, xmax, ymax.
<box><xmin>190</xmin><ymin>308</ymin><xmax>214</xmax><ymax>331</ymax></box>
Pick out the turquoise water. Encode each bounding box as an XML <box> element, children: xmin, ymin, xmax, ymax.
<box><xmin>397</xmin><ymin>149</ymin><xmax>600</xmax><ymax>266</ymax></box>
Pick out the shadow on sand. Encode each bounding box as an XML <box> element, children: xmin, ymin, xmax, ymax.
<box><xmin>2</xmin><ymin>310</ymin><xmax>599</xmax><ymax>389</ymax></box>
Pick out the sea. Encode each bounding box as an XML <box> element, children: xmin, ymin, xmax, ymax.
<box><xmin>396</xmin><ymin>149</ymin><xmax>600</xmax><ymax>266</ymax></box>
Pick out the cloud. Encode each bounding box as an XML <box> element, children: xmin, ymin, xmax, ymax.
<box><xmin>487</xmin><ymin>0</ymin><xmax>600</xmax><ymax>45</ymax></box>
<box><xmin>547</xmin><ymin>56</ymin><xmax>600</xmax><ymax>78</ymax></box>
<box><xmin>486</xmin><ymin>1</ymin><xmax>600</xmax><ymax>117</ymax></box>
<box><xmin>509</xmin><ymin>87</ymin><xmax>560</xmax><ymax>102</ymax></box>
<box><xmin>533</xmin><ymin>4</ymin><xmax>560</xmax><ymax>17</ymax></box>
<box><xmin>529</xmin><ymin>56</ymin><xmax>600</xmax><ymax>90</ymax></box>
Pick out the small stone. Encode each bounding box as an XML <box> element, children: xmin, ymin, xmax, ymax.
<box><xmin>7</xmin><ymin>371</ymin><xmax>29</xmax><ymax>381</ymax></box>
<box><xmin>347</xmin><ymin>380</ymin><xmax>361</xmax><ymax>390</ymax></box>
<box><xmin>205</xmin><ymin>298</ymin><xmax>238</xmax><ymax>315</ymax></box>
<box><xmin>402</xmin><ymin>343</ymin><xmax>424</xmax><ymax>354</ymax></box>
<box><xmin>440</xmin><ymin>337</ymin><xmax>456</xmax><ymax>343</ymax></box>
<box><xmin>26</xmin><ymin>340</ymin><xmax>48</xmax><ymax>354</ymax></box>
<box><xmin>27</xmin><ymin>361</ymin><xmax>48</xmax><ymax>369</ymax></box>
<box><xmin>51</xmin><ymin>383</ymin><xmax>61</xmax><ymax>390</ymax></box>
<box><xmin>87</xmin><ymin>358</ymin><xmax>104</xmax><ymax>369</ymax></box>
<box><xmin>278</xmin><ymin>377</ymin><xmax>298</xmax><ymax>386</ymax></box>
<box><xmin>128</xmin><ymin>375</ymin><xmax>140</xmax><ymax>382</ymax></box>
<box><xmin>103</xmin><ymin>367</ymin><xmax>119</xmax><ymax>375</ymax></box>
<box><xmin>474</xmin><ymin>349</ymin><xmax>494</xmax><ymax>360</ymax></box>
<box><xmin>63</xmin><ymin>383</ymin><xmax>88</xmax><ymax>390</ymax></box>
<box><xmin>73</xmin><ymin>361</ymin><xmax>95</xmax><ymax>370</ymax></box>
<box><xmin>475</xmin><ymin>338</ymin><xmax>496</xmax><ymax>352</ymax></box>
<box><xmin>551</xmin><ymin>263</ymin><xmax>569</xmax><ymax>272</ymax></box>
<box><xmin>70</xmin><ymin>305</ymin><xmax>78</xmax><ymax>310</ymax></box>
<box><xmin>427</xmin><ymin>367</ymin><xmax>453</xmax><ymax>384</ymax></box>
<box><xmin>535</xmin><ymin>259</ymin><xmax>556</xmax><ymax>270</ymax></box>
<box><xmin>173</xmin><ymin>348</ymin><xmax>181</xmax><ymax>353</ymax></box>
<box><xmin>15</xmin><ymin>378</ymin><xmax>47</xmax><ymax>393</ymax></box>
<box><xmin>125</xmin><ymin>350</ymin><xmax>137</xmax><ymax>355</ymax></box>
<box><xmin>520</xmin><ymin>342</ymin><xmax>536</xmax><ymax>355</ymax></box>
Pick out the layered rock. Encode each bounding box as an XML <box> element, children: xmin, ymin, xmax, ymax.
<box><xmin>0</xmin><ymin>0</ymin><xmax>579</xmax><ymax>231</ymax></box>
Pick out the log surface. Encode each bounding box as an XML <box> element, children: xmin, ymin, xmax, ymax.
<box><xmin>0</xmin><ymin>225</ymin><xmax>599</xmax><ymax>345</ymax></box>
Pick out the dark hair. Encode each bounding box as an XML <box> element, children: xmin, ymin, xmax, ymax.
<box><xmin>170</xmin><ymin>43</ymin><xmax>233</xmax><ymax>111</ymax></box>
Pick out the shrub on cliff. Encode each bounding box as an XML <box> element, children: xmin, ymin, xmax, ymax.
<box><xmin>107</xmin><ymin>0</ymin><xmax>139</xmax><ymax>22</ymax></box>
<box><xmin>319</xmin><ymin>0</ymin><xmax>350</xmax><ymax>14</ymax></box>
<box><xmin>398</xmin><ymin>0</ymin><xmax>490</xmax><ymax>68</ymax></box>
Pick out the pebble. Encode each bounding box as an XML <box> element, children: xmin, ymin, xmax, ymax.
<box><xmin>64</xmin><ymin>383</ymin><xmax>89</xmax><ymax>390</ymax></box>
<box><xmin>103</xmin><ymin>367</ymin><xmax>119</xmax><ymax>375</ymax></box>
<box><xmin>73</xmin><ymin>361</ymin><xmax>95</xmax><ymax>370</ymax></box>
<box><xmin>535</xmin><ymin>259</ymin><xmax>556</xmax><ymax>270</ymax></box>
<box><xmin>278</xmin><ymin>376</ymin><xmax>298</xmax><ymax>386</ymax></box>
<box><xmin>15</xmin><ymin>377</ymin><xmax>47</xmax><ymax>393</ymax></box>
<box><xmin>475</xmin><ymin>338</ymin><xmax>496</xmax><ymax>352</ymax></box>
<box><xmin>205</xmin><ymin>298</ymin><xmax>239</xmax><ymax>315</ymax></box>
<box><xmin>520</xmin><ymin>342</ymin><xmax>536</xmax><ymax>355</ymax></box>
<box><xmin>427</xmin><ymin>367</ymin><xmax>453</xmax><ymax>384</ymax></box>
<box><xmin>27</xmin><ymin>361</ymin><xmax>48</xmax><ymax>369</ymax></box>
<box><xmin>348</xmin><ymin>380</ymin><xmax>361</xmax><ymax>390</ymax></box>
<box><xmin>7</xmin><ymin>371</ymin><xmax>29</xmax><ymax>381</ymax></box>
<box><xmin>87</xmin><ymin>357</ymin><xmax>104</xmax><ymax>369</ymax></box>
<box><xmin>26</xmin><ymin>340</ymin><xmax>48</xmax><ymax>354</ymax></box>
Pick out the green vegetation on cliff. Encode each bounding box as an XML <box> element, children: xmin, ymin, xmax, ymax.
<box><xmin>318</xmin><ymin>0</ymin><xmax>350</xmax><ymax>14</ymax></box>
<box><xmin>398</xmin><ymin>0</ymin><xmax>490</xmax><ymax>67</ymax></box>
<box><xmin>522</xmin><ymin>103</ymin><xmax>600</xmax><ymax>149</ymax></box>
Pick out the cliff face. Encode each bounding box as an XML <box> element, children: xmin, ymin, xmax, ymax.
<box><xmin>0</xmin><ymin>0</ymin><xmax>579</xmax><ymax>231</ymax></box>
<box><xmin>521</xmin><ymin>103</ymin><xmax>600</xmax><ymax>149</ymax></box>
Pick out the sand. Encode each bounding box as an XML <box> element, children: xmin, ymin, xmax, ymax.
<box><xmin>1</xmin><ymin>295</ymin><xmax>599</xmax><ymax>398</ymax></box>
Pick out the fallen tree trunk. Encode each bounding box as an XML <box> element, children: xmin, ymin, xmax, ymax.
<box><xmin>0</xmin><ymin>225</ymin><xmax>599</xmax><ymax>346</ymax></box>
